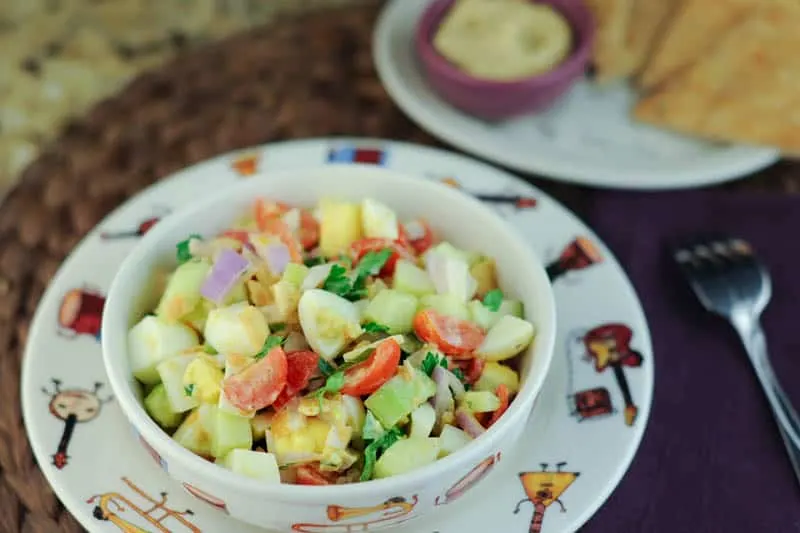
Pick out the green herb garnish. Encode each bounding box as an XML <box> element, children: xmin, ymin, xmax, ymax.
<box><xmin>310</xmin><ymin>371</ymin><xmax>345</xmax><ymax>408</ymax></box>
<box><xmin>452</xmin><ymin>367</ymin><xmax>465</xmax><ymax>382</ymax></box>
<box><xmin>271</xmin><ymin>323</ymin><xmax>286</xmax><ymax>332</ymax></box>
<box><xmin>420</xmin><ymin>351</ymin><xmax>448</xmax><ymax>377</ymax></box>
<box><xmin>361</xmin><ymin>426</ymin><xmax>403</xmax><ymax>481</ymax></box>
<box><xmin>202</xmin><ymin>344</ymin><xmax>218</xmax><ymax>355</ymax></box>
<box><xmin>321</xmin><ymin>249</ymin><xmax>393</xmax><ymax>302</ymax></box>
<box><xmin>183</xmin><ymin>384</ymin><xmax>195</xmax><ymax>396</ymax></box>
<box><xmin>176</xmin><ymin>234</ymin><xmax>202</xmax><ymax>264</ymax></box>
<box><xmin>255</xmin><ymin>335</ymin><xmax>286</xmax><ymax>359</ymax></box>
<box><xmin>482</xmin><ymin>289</ymin><xmax>504</xmax><ymax>312</ymax></box>
<box><xmin>363</xmin><ymin>321</ymin><xmax>390</xmax><ymax>334</ymax></box>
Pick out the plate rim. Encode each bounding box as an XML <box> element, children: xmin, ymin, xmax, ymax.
<box><xmin>371</xmin><ymin>0</ymin><xmax>781</xmax><ymax>191</ymax></box>
<box><xmin>20</xmin><ymin>136</ymin><xmax>655</xmax><ymax>533</ymax></box>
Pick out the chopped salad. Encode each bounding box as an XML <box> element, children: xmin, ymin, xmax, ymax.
<box><xmin>129</xmin><ymin>197</ymin><xmax>536</xmax><ymax>485</ymax></box>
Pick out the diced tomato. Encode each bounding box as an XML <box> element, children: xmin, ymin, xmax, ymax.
<box><xmin>351</xmin><ymin>238</ymin><xmax>416</xmax><ymax>277</ymax></box>
<box><xmin>295</xmin><ymin>464</ymin><xmax>336</xmax><ymax>486</ymax></box>
<box><xmin>254</xmin><ymin>198</ymin><xmax>291</xmax><ymax>227</ymax></box>
<box><xmin>222</xmin><ymin>347</ymin><xmax>288</xmax><ymax>411</ymax></box>
<box><xmin>447</xmin><ymin>356</ymin><xmax>485</xmax><ymax>385</ymax></box>
<box><xmin>413</xmin><ymin>310</ymin><xmax>485</xmax><ymax>355</ymax></box>
<box><xmin>340</xmin><ymin>338</ymin><xmax>402</xmax><ymax>396</ymax></box>
<box><xmin>401</xmin><ymin>219</ymin><xmax>435</xmax><ymax>255</ymax></box>
<box><xmin>220</xmin><ymin>230</ymin><xmax>250</xmax><ymax>247</ymax></box>
<box><xmin>298</xmin><ymin>210</ymin><xmax>320</xmax><ymax>250</ymax></box>
<box><xmin>487</xmin><ymin>384</ymin><xmax>510</xmax><ymax>428</ymax></box>
<box><xmin>271</xmin><ymin>351</ymin><xmax>319</xmax><ymax>411</ymax></box>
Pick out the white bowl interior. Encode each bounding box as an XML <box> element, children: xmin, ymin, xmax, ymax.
<box><xmin>102</xmin><ymin>164</ymin><xmax>556</xmax><ymax>496</ymax></box>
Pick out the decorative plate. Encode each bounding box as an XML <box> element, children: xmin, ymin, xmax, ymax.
<box><xmin>21</xmin><ymin>138</ymin><xmax>653</xmax><ymax>533</ymax></box>
<box><xmin>372</xmin><ymin>0</ymin><xmax>780</xmax><ymax>190</ymax></box>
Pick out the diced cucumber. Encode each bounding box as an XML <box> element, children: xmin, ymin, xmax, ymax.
<box><xmin>319</xmin><ymin>198</ymin><xmax>363</xmax><ymax>257</ymax></box>
<box><xmin>365</xmin><ymin>366</ymin><xmax>436</xmax><ymax>428</ymax></box>
<box><xmin>469</xmin><ymin>258</ymin><xmax>498</xmax><ymax>297</ymax></box>
<box><xmin>155</xmin><ymin>259</ymin><xmax>212</xmax><ymax>321</ymax></box>
<box><xmin>425</xmin><ymin>251</ymin><xmax>477</xmax><ymax>302</ymax></box>
<box><xmin>271</xmin><ymin>280</ymin><xmax>301</xmax><ymax>323</ymax></box>
<box><xmin>410</xmin><ymin>403</ymin><xmax>436</xmax><ymax>438</ymax></box>
<box><xmin>393</xmin><ymin>260</ymin><xmax>436</xmax><ymax>297</ymax></box>
<box><xmin>362</xmin><ymin>410</ymin><xmax>385</xmax><ymax>441</ymax></box>
<box><xmin>406</xmin><ymin>345</ymin><xmax>444</xmax><ymax>369</ymax></box>
<box><xmin>128</xmin><ymin>315</ymin><xmax>200</xmax><ymax>385</ymax></box>
<box><xmin>342</xmin><ymin>335</ymin><xmax>403</xmax><ymax>362</ymax></box>
<box><xmin>475</xmin><ymin>315</ymin><xmax>535</xmax><ymax>361</ymax></box>
<box><xmin>211</xmin><ymin>410</ymin><xmax>253</xmax><ymax>459</ymax></box>
<box><xmin>173</xmin><ymin>404</ymin><xmax>216</xmax><ymax>456</ymax></box>
<box><xmin>367</xmin><ymin>278</ymin><xmax>389</xmax><ymax>299</ymax></box>
<box><xmin>342</xmin><ymin>395</ymin><xmax>366</xmax><ymax>437</ymax></box>
<box><xmin>144</xmin><ymin>384</ymin><xmax>184</xmax><ymax>429</ymax></box>
<box><xmin>419</xmin><ymin>294</ymin><xmax>469</xmax><ymax>320</ymax></box>
<box><xmin>251</xmin><ymin>412</ymin><xmax>272</xmax><ymax>441</ymax></box>
<box><xmin>204</xmin><ymin>303</ymin><xmax>269</xmax><ymax>357</ymax></box>
<box><xmin>298</xmin><ymin>289</ymin><xmax>363</xmax><ymax>360</ymax></box>
<box><xmin>467</xmin><ymin>299</ymin><xmax>524</xmax><ymax>330</ymax></box>
<box><xmin>374</xmin><ymin>437</ymin><xmax>440</xmax><ymax>479</ymax></box>
<box><xmin>361</xmin><ymin>198</ymin><xmax>399</xmax><ymax>240</ymax></box>
<box><xmin>182</xmin><ymin>357</ymin><xmax>224</xmax><ymax>404</ymax></box>
<box><xmin>282</xmin><ymin>263</ymin><xmax>309</xmax><ymax>288</ymax></box>
<box><xmin>423</xmin><ymin>242</ymin><xmax>481</xmax><ymax>267</ymax></box>
<box><xmin>216</xmin><ymin>449</ymin><xmax>281</xmax><ymax>483</ymax></box>
<box><xmin>157</xmin><ymin>354</ymin><xmax>200</xmax><ymax>413</ymax></box>
<box><xmin>474</xmin><ymin>362</ymin><xmax>520</xmax><ymax>394</ymax></box>
<box><xmin>363</xmin><ymin>290</ymin><xmax>418</xmax><ymax>334</ymax></box>
<box><xmin>460</xmin><ymin>391</ymin><xmax>500</xmax><ymax>413</ymax></box>
<box><xmin>438</xmin><ymin>425</ymin><xmax>473</xmax><ymax>458</ymax></box>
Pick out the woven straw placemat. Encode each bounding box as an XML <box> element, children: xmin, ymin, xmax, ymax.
<box><xmin>1</xmin><ymin>2</ymin><xmax>799</xmax><ymax>532</ymax></box>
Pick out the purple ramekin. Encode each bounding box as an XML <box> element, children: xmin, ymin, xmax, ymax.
<box><xmin>414</xmin><ymin>0</ymin><xmax>595</xmax><ymax>121</ymax></box>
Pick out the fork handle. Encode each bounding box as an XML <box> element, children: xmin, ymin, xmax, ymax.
<box><xmin>735</xmin><ymin>320</ymin><xmax>800</xmax><ymax>458</ymax></box>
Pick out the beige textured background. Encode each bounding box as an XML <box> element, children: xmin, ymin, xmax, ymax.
<box><xmin>0</xmin><ymin>0</ymin><xmax>361</xmax><ymax>197</ymax></box>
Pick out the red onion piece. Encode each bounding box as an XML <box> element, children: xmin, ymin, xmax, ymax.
<box><xmin>264</xmin><ymin>242</ymin><xmax>291</xmax><ymax>276</ymax></box>
<box><xmin>200</xmin><ymin>249</ymin><xmax>249</xmax><ymax>304</ymax></box>
<box><xmin>431</xmin><ymin>366</ymin><xmax>454</xmax><ymax>417</ymax></box>
<box><xmin>434</xmin><ymin>365</ymin><xmax>466</xmax><ymax>400</ymax></box>
<box><xmin>456</xmin><ymin>407</ymin><xmax>486</xmax><ymax>438</ymax></box>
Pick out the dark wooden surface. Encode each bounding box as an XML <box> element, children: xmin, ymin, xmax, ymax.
<box><xmin>0</xmin><ymin>2</ymin><xmax>798</xmax><ymax>532</ymax></box>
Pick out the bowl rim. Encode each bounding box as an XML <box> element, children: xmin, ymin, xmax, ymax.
<box><xmin>414</xmin><ymin>0</ymin><xmax>595</xmax><ymax>89</ymax></box>
<box><xmin>101</xmin><ymin>163</ymin><xmax>557</xmax><ymax>500</ymax></box>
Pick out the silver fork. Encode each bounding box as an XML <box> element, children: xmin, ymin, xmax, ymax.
<box><xmin>674</xmin><ymin>236</ymin><xmax>800</xmax><ymax>485</ymax></box>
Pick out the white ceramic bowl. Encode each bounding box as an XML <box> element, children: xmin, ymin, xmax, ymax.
<box><xmin>102</xmin><ymin>164</ymin><xmax>556</xmax><ymax>532</ymax></box>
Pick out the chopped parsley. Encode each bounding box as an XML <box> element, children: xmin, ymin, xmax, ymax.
<box><xmin>363</xmin><ymin>321</ymin><xmax>390</xmax><ymax>334</ymax></box>
<box><xmin>482</xmin><ymin>289</ymin><xmax>504</xmax><ymax>312</ymax></box>
<box><xmin>321</xmin><ymin>249</ymin><xmax>393</xmax><ymax>302</ymax></box>
<box><xmin>310</xmin><ymin>371</ymin><xmax>345</xmax><ymax>407</ymax></box>
<box><xmin>271</xmin><ymin>322</ymin><xmax>286</xmax><ymax>332</ymax></box>
<box><xmin>183</xmin><ymin>384</ymin><xmax>195</xmax><ymax>397</ymax></box>
<box><xmin>202</xmin><ymin>344</ymin><xmax>218</xmax><ymax>355</ymax></box>
<box><xmin>255</xmin><ymin>335</ymin><xmax>286</xmax><ymax>359</ymax></box>
<box><xmin>452</xmin><ymin>367</ymin><xmax>465</xmax><ymax>382</ymax></box>
<box><xmin>176</xmin><ymin>234</ymin><xmax>202</xmax><ymax>264</ymax></box>
<box><xmin>420</xmin><ymin>351</ymin><xmax>448</xmax><ymax>377</ymax></box>
<box><xmin>361</xmin><ymin>426</ymin><xmax>403</xmax><ymax>481</ymax></box>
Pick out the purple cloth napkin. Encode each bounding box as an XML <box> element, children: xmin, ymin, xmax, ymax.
<box><xmin>581</xmin><ymin>191</ymin><xmax>800</xmax><ymax>533</ymax></box>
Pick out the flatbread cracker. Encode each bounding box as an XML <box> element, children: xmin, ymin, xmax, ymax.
<box><xmin>637</xmin><ymin>0</ymin><xmax>758</xmax><ymax>91</ymax></box>
<box><xmin>633</xmin><ymin>1</ymin><xmax>800</xmax><ymax>153</ymax></box>
<box><xmin>584</xmin><ymin>0</ymin><xmax>636</xmax><ymax>82</ymax></box>
<box><xmin>623</xmin><ymin>0</ymin><xmax>681</xmax><ymax>76</ymax></box>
